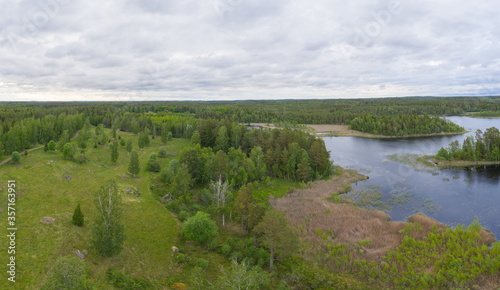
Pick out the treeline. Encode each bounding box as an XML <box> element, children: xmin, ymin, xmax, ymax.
<box><xmin>436</xmin><ymin>127</ymin><xmax>500</xmax><ymax>161</ymax></box>
<box><xmin>1</xmin><ymin>96</ymin><xmax>498</xmax><ymax>155</ymax></box>
<box><xmin>348</xmin><ymin>114</ymin><xmax>465</xmax><ymax>136</ymax></box>
<box><xmin>0</xmin><ymin>103</ymin><xmax>198</xmax><ymax>156</ymax></box>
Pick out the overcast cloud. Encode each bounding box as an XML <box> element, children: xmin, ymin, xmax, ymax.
<box><xmin>1</xmin><ymin>0</ymin><xmax>499</xmax><ymax>101</ymax></box>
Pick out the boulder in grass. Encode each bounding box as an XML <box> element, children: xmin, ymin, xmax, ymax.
<box><xmin>40</xmin><ymin>217</ymin><xmax>55</xmax><ymax>224</ymax></box>
<box><xmin>172</xmin><ymin>246</ymin><xmax>180</xmax><ymax>252</ymax></box>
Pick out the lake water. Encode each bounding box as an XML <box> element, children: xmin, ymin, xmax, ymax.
<box><xmin>323</xmin><ymin>116</ymin><xmax>500</xmax><ymax>239</ymax></box>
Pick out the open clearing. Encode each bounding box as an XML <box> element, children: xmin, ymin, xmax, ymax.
<box><xmin>0</xmin><ymin>129</ymin><xmax>188</xmax><ymax>288</ymax></box>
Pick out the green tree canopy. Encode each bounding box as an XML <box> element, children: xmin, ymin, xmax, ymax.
<box><xmin>181</xmin><ymin>211</ymin><xmax>218</xmax><ymax>245</ymax></box>
<box><xmin>128</xmin><ymin>151</ymin><xmax>140</xmax><ymax>177</ymax></box>
<box><xmin>11</xmin><ymin>151</ymin><xmax>21</xmax><ymax>164</ymax></box>
<box><xmin>254</xmin><ymin>210</ymin><xmax>299</xmax><ymax>269</ymax></box>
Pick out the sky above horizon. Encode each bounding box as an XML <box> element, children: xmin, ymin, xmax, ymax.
<box><xmin>1</xmin><ymin>0</ymin><xmax>500</xmax><ymax>101</ymax></box>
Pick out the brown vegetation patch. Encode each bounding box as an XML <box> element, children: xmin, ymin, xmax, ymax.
<box><xmin>271</xmin><ymin>171</ymin><xmax>494</xmax><ymax>263</ymax></box>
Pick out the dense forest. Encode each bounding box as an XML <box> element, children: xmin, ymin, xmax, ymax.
<box><xmin>348</xmin><ymin>114</ymin><xmax>464</xmax><ymax>136</ymax></box>
<box><xmin>436</xmin><ymin>127</ymin><xmax>500</xmax><ymax>161</ymax></box>
<box><xmin>2</xmin><ymin>96</ymin><xmax>500</xmax><ymax>155</ymax></box>
<box><xmin>1</xmin><ymin>98</ymin><xmax>500</xmax><ymax>289</ymax></box>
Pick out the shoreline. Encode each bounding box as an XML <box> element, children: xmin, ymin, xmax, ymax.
<box><xmin>271</xmin><ymin>167</ymin><xmax>496</xmax><ymax>260</ymax></box>
<box><xmin>248</xmin><ymin>123</ymin><xmax>467</xmax><ymax>139</ymax></box>
<box><xmin>434</xmin><ymin>159</ymin><xmax>500</xmax><ymax>168</ymax></box>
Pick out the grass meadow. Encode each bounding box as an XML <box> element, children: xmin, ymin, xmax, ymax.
<box><xmin>0</xmin><ymin>130</ymin><xmax>190</xmax><ymax>289</ymax></box>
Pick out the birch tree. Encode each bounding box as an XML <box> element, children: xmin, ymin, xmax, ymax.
<box><xmin>210</xmin><ymin>176</ymin><xmax>231</xmax><ymax>226</ymax></box>
<box><xmin>91</xmin><ymin>180</ymin><xmax>126</xmax><ymax>257</ymax></box>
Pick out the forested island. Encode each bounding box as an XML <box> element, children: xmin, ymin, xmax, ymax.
<box><xmin>348</xmin><ymin>114</ymin><xmax>464</xmax><ymax>137</ymax></box>
<box><xmin>1</xmin><ymin>98</ymin><xmax>499</xmax><ymax>289</ymax></box>
<box><xmin>435</xmin><ymin>127</ymin><xmax>500</xmax><ymax>167</ymax></box>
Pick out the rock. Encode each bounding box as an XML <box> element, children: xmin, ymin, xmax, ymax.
<box><xmin>40</xmin><ymin>217</ymin><xmax>55</xmax><ymax>224</ymax></box>
<box><xmin>82</xmin><ymin>250</ymin><xmax>88</xmax><ymax>255</ymax></box>
<box><xmin>75</xmin><ymin>250</ymin><xmax>84</xmax><ymax>260</ymax></box>
<box><xmin>172</xmin><ymin>246</ymin><xmax>180</xmax><ymax>252</ymax></box>
<box><xmin>0</xmin><ymin>209</ymin><xmax>3</xmax><ymax>212</ymax></box>
<box><xmin>63</xmin><ymin>175</ymin><xmax>73</xmax><ymax>180</ymax></box>
<box><xmin>171</xmin><ymin>282</ymin><xmax>187</xmax><ymax>290</ymax></box>
<box><xmin>162</xmin><ymin>193</ymin><xmax>172</xmax><ymax>202</ymax></box>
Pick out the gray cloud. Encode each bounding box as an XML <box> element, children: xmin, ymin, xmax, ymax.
<box><xmin>1</xmin><ymin>0</ymin><xmax>500</xmax><ymax>101</ymax></box>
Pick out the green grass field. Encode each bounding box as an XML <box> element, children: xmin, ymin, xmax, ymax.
<box><xmin>0</xmin><ymin>131</ymin><xmax>190</xmax><ymax>289</ymax></box>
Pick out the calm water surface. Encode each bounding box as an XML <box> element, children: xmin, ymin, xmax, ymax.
<box><xmin>323</xmin><ymin>116</ymin><xmax>500</xmax><ymax>238</ymax></box>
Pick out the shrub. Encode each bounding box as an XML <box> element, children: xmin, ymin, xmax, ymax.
<box><xmin>72</xmin><ymin>203</ymin><xmax>84</xmax><ymax>226</ymax></box>
<box><xmin>181</xmin><ymin>211</ymin><xmax>218</xmax><ymax>245</ymax></box>
<box><xmin>105</xmin><ymin>268</ymin><xmax>154</xmax><ymax>289</ymax></box>
<box><xmin>76</xmin><ymin>153</ymin><xmax>86</xmax><ymax>164</ymax></box>
<box><xmin>63</xmin><ymin>143</ymin><xmax>75</xmax><ymax>159</ymax></box>
<box><xmin>147</xmin><ymin>153</ymin><xmax>160</xmax><ymax>172</ymax></box>
<box><xmin>176</xmin><ymin>253</ymin><xmax>185</xmax><ymax>263</ymax></box>
<box><xmin>11</xmin><ymin>151</ymin><xmax>20</xmax><ymax>164</ymax></box>
<box><xmin>196</xmin><ymin>258</ymin><xmax>209</xmax><ymax>269</ymax></box>
<box><xmin>41</xmin><ymin>256</ymin><xmax>91</xmax><ymax>289</ymax></box>
<box><xmin>208</xmin><ymin>240</ymin><xmax>219</xmax><ymax>251</ymax></box>
<box><xmin>178</xmin><ymin>210</ymin><xmax>189</xmax><ymax>222</ymax></box>
<box><xmin>222</xmin><ymin>244</ymin><xmax>232</xmax><ymax>256</ymax></box>
<box><xmin>158</xmin><ymin>147</ymin><xmax>168</xmax><ymax>158</ymax></box>
<box><xmin>48</xmin><ymin>140</ymin><xmax>56</xmax><ymax>151</ymax></box>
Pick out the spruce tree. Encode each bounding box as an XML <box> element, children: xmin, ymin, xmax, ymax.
<box><xmin>72</xmin><ymin>203</ymin><xmax>84</xmax><ymax>226</ymax></box>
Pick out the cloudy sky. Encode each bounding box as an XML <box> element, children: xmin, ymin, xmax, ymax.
<box><xmin>1</xmin><ymin>0</ymin><xmax>499</xmax><ymax>101</ymax></box>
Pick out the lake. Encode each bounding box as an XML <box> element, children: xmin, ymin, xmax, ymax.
<box><xmin>323</xmin><ymin>116</ymin><xmax>500</xmax><ymax>239</ymax></box>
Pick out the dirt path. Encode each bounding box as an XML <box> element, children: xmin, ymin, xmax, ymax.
<box><xmin>0</xmin><ymin>130</ymin><xmax>79</xmax><ymax>166</ymax></box>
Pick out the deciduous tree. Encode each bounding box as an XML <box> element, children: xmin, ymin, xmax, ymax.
<box><xmin>128</xmin><ymin>151</ymin><xmax>140</xmax><ymax>177</ymax></box>
<box><xmin>91</xmin><ymin>180</ymin><xmax>126</xmax><ymax>257</ymax></box>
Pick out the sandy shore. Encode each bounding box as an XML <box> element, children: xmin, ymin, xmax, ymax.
<box><xmin>249</xmin><ymin>123</ymin><xmax>466</xmax><ymax>138</ymax></box>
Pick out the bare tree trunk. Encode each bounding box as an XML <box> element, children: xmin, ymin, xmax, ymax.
<box><xmin>222</xmin><ymin>213</ymin><xmax>225</xmax><ymax>227</ymax></box>
<box><xmin>269</xmin><ymin>242</ymin><xmax>274</xmax><ymax>269</ymax></box>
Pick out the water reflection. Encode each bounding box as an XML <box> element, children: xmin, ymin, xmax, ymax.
<box><xmin>323</xmin><ymin>116</ymin><xmax>500</xmax><ymax>238</ymax></box>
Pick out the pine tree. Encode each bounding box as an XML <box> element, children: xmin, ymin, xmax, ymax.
<box><xmin>254</xmin><ymin>210</ymin><xmax>299</xmax><ymax>269</ymax></box>
<box><xmin>128</xmin><ymin>151</ymin><xmax>140</xmax><ymax>177</ymax></box>
<box><xmin>72</xmin><ymin>203</ymin><xmax>84</xmax><ymax>226</ymax></box>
